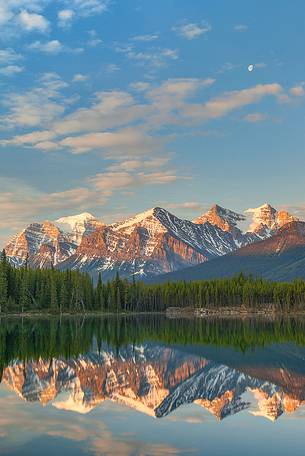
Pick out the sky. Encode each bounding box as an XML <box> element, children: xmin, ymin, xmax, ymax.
<box><xmin>0</xmin><ymin>0</ymin><xmax>305</xmax><ymax>244</ymax></box>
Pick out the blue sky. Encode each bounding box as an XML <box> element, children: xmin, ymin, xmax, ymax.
<box><xmin>0</xmin><ymin>0</ymin><xmax>305</xmax><ymax>243</ymax></box>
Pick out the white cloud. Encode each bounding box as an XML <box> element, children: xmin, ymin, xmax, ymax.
<box><xmin>28</xmin><ymin>40</ymin><xmax>63</xmax><ymax>54</ymax></box>
<box><xmin>0</xmin><ymin>0</ymin><xmax>110</xmax><ymax>39</ymax></box>
<box><xmin>115</xmin><ymin>44</ymin><xmax>179</xmax><ymax>68</ymax></box>
<box><xmin>0</xmin><ymin>48</ymin><xmax>22</xmax><ymax>64</ymax></box>
<box><xmin>1</xmin><ymin>73</ymin><xmax>67</xmax><ymax>128</ymax></box>
<box><xmin>64</xmin><ymin>0</ymin><xmax>111</xmax><ymax>17</ymax></box>
<box><xmin>18</xmin><ymin>10</ymin><xmax>49</xmax><ymax>32</ymax></box>
<box><xmin>59</xmin><ymin>127</ymin><xmax>160</xmax><ymax>155</ymax></box>
<box><xmin>58</xmin><ymin>9</ymin><xmax>75</xmax><ymax>27</ymax></box>
<box><xmin>28</xmin><ymin>40</ymin><xmax>83</xmax><ymax>54</ymax></box>
<box><xmin>50</xmin><ymin>90</ymin><xmax>147</xmax><ymax>136</ymax></box>
<box><xmin>0</xmin><ymin>65</ymin><xmax>24</xmax><ymax>76</ymax></box>
<box><xmin>73</xmin><ymin>73</ymin><xmax>89</xmax><ymax>82</ymax></box>
<box><xmin>88</xmin><ymin>168</ymin><xmax>184</xmax><ymax>195</ymax></box>
<box><xmin>88</xmin><ymin>171</ymin><xmax>134</xmax><ymax>192</ymax></box>
<box><xmin>290</xmin><ymin>85</ymin><xmax>305</xmax><ymax>97</ymax></box>
<box><xmin>173</xmin><ymin>21</ymin><xmax>211</xmax><ymax>40</ymax></box>
<box><xmin>182</xmin><ymin>83</ymin><xmax>283</xmax><ymax>120</ymax></box>
<box><xmin>1</xmin><ymin>80</ymin><xmax>288</xmax><ymax>160</ymax></box>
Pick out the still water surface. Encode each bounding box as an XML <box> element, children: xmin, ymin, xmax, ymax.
<box><xmin>1</xmin><ymin>315</ymin><xmax>305</xmax><ymax>455</ymax></box>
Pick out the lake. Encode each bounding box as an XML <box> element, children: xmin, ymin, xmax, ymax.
<box><xmin>1</xmin><ymin>315</ymin><xmax>305</xmax><ymax>455</ymax></box>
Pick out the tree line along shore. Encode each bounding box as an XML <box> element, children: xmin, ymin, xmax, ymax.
<box><xmin>1</xmin><ymin>249</ymin><xmax>305</xmax><ymax>314</ymax></box>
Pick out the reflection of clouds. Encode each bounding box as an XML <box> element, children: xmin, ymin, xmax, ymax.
<box><xmin>0</xmin><ymin>388</ymin><xmax>186</xmax><ymax>456</ymax></box>
<box><xmin>90</xmin><ymin>435</ymin><xmax>185</xmax><ymax>456</ymax></box>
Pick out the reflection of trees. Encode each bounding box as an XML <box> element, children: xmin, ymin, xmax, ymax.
<box><xmin>1</xmin><ymin>315</ymin><xmax>305</xmax><ymax>373</ymax></box>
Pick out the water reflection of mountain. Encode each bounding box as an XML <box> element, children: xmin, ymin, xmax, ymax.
<box><xmin>3</xmin><ymin>343</ymin><xmax>305</xmax><ymax>422</ymax></box>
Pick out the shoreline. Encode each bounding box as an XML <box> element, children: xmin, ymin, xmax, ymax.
<box><xmin>166</xmin><ymin>306</ymin><xmax>305</xmax><ymax>318</ymax></box>
<box><xmin>1</xmin><ymin>307</ymin><xmax>305</xmax><ymax>319</ymax></box>
<box><xmin>0</xmin><ymin>311</ymin><xmax>165</xmax><ymax>319</ymax></box>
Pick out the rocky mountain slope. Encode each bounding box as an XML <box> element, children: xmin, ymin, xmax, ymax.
<box><xmin>59</xmin><ymin>207</ymin><xmax>253</xmax><ymax>280</ymax></box>
<box><xmin>154</xmin><ymin>221</ymin><xmax>305</xmax><ymax>283</ymax></box>
<box><xmin>5</xmin><ymin>221</ymin><xmax>77</xmax><ymax>268</ymax></box>
<box><xmin>4</xmin><ymin>203</ymin><xmax>299</xmax><ymax>280</ymax></box>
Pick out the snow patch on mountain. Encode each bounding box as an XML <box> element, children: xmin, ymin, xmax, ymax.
<box><xmin>56</xmin><ymin>212</ymin><xmax>104</xmax><ymax>244</ymax></box>
<box><xmin>245</xmin><ymin>203</ymin><xmax>299</xmax><ymax>236</ymax></box>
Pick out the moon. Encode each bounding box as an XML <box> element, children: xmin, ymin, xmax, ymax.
<box><xmin>248</xmin><ymin>64</ymin><xmax>254</xmax><ymax>72</ymax></box>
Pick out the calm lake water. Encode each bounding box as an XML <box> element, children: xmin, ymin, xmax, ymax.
<box><xmin>1</xmin><ymin>315</ymin><xmax>305</xmax><ymax>455</ymax></box>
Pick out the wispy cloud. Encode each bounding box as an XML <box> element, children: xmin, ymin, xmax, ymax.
<box><xmin>73</xmin><ymin>73</ymin><xmax>89</xmax><ymax>82</ymax></box>
<box><xmin>59</xmin><ymin>127</ymin><xmax>161</xmax><ymax>155</ymax></box>
<box><xmin>132</xmin><ymin>34</ymin><xmax>159</xmax><ymax>42</ymax></box>
<box><xmin>28</xmin><ymin>40</ymin><xmax>83</xmax><ymax>54</ymax></box>
<box><xmin>58</xmin><ymin>9</ymin><xmax>75</xmax><ymax>28</ymax></box>
<box><xmin>182</xmin><ymin>83</ymin><xmax>284</xmax><ymax>120</ymax></box>
<box><xmin>290</xmin><ymin>85</ymin><xmax>305</xmax><ymax>97</ymax></box>
<box><xmin>173</xmin><ymin>21</ymin><xmax>211</xmax><ymax>40</ymax></box>
<box><xmin>0</xmin><ymin>65</ymin><xmax>24</xmax><ymax>76</ymax></box>
<box><xmin>28</xmin><ymin>40</ymin><xmax>63</xmax><ymax>54</ymax></box>
<box><xmin>115</xmin><ymin>43</ymin><xmax>178</xmax><ymax>68</ymax></box>
<box><xmin>1</xmin><ymin>80</ymin><xmax>290</xmax><ymax>157</ymax></box>
<box><xmin>1</xmin><ymin>72</ymin><xmax>67</xmax><ymax>128</ymax></box>
<box><xmin>0</xmin><ymin>48</ymin><xmax>22</xmax><ymax>64</ymax></box>
<box><xmin>65</xmin><ymin>0</ymin><xmax>111</xmax><ymax>17</ymax></box>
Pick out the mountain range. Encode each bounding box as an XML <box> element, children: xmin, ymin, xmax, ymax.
<box><xmin>4</xmin><ymin>203</ymin><xmax>303</xmax><ymax>281</ymax></box>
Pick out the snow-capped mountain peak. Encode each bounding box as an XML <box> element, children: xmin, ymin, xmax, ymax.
<box><xmin>245</xmin><ymin>203</ymin><xmax>298</xmax><ymax>236</ymax></box>
<box><xmin>193</xmin><ymin>204</ymin><xmax>246</xmax><ymax>232</ymax></box>
<box><xmin>112</xmin><ymin>208</ymin><xmax>165</xmax><ymax>235</ymax></box>
<box><xmin>55</xmin><ymin>212</ymin><xmax>104</xmax><ymax>245</ymax></box>
<box><xmin>56</xmin><ymin>212</ymin><xmax>97</xmax><ymax>230</ymax></box>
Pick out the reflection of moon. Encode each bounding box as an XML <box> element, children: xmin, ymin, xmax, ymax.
<box><xmin>248</xmin><ymin>64</ymin><xmax>254</xmax><ymax>72</ymax></box>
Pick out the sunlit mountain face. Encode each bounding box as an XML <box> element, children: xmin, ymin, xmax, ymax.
<box><xmin>2</xmin><ymin>316</ymin><xmax>305</xmax><ymax>424</ymax></box>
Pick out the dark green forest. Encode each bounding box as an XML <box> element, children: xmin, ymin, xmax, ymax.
<box><xmin>2</xmin><ymin>249</ymin><xmax>305</xmax><ymax>314</ymax></box>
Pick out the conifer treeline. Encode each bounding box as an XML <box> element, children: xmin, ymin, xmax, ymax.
<box><xmin>2</xmin><ymin>249</ymin><xmax>305</xmax><ymax>313</ymax></box>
